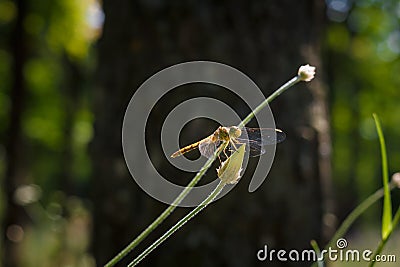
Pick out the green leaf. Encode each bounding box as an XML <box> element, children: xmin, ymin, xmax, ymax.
<box><xmin>372</xmin><ymin>113</ymin><xmax>392</xmax><ymax>239</ymax></box>
<box><xmin>217</xmin><ymin>144</ymin><xmax>246</xmax><ymax>185</ymax></box>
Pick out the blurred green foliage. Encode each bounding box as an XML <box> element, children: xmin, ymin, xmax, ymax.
<box><xmin>0</xmin><ymin>0</ymin><xmax>100</xmax><ymax>266</ymax></box>
<box><xmin>0</xmin><ymin>0</ymin><xmax>399</xmax><ymax>266</ymax></box>
<box><xmin>327</xmin><ymin>0</ymin><xmax>400</xmax><ymax>222</ymax></box>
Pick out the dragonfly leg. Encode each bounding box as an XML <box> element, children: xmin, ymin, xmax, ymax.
<box><xmin>223</xmin><ymin>148</ymin><xmax>228</xmax><ymax>159</ymax></box>
<box><xmin>229</xmin><ymin>140</ymin><xmax>242</xmax><ymax>155</ymax></box>
<box><xmin>230</xmin><ymin>140</ymin><xmax>238</xmax><ymax>151</ymax></box>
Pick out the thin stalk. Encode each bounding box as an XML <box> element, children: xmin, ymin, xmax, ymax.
<box><xmin>104</xmin><ymin>144</ymin><xmax>227</xmax><ymax>267</ymax></box>
<box><xmin>310</xmin><ymin>240</ymin><xmax>324</xmax><ymax>267</ymax></box>
<box><xmin>326</xmin><ymin>182</ymin><xmax>396</xmax><ymax>249</ymax></box>
<box><xmin>237</xmin><ymin>76</ymin><xmax>300</xmax><ymax>128</ymax></box>
<box><xmin>128</xmin><ymin>181</ymin><xmax>226</xmax><ymax>267</ymax></box>
<box><xmin>369</xmin><ymin>205</ymin><xmax>400</xmax><ymax>267</ymax></box>
<box><xmin>311</xmin><ymin>183</ymin><xmax>396</xmax><ymax>267</ymax></box>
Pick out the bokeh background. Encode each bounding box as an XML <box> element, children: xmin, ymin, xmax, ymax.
<box><xmin>1</xmin><ymin>0</ymin><xmax>399</xmax><ymax>266</ymax></box>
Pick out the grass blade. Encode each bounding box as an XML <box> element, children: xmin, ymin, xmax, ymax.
<box><xmin>372</xmin><ymin>113</ymin><xmax>392</xmax><ymax>239</ymax></box>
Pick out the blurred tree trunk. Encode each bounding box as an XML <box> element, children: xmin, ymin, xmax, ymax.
<box><xmin>2</xmin><ymin>0</ymin><xmax>29</xmax><ymax>266</ymax></box>
<box><xmin>91</xmin><ymin>1</ymin><xmax>332</xmax><ymax>266</ymax></box>
<box><xmin>59</xmin><ymin>55</ymin><xmax>84</xmax><ymax>195</ymax></box>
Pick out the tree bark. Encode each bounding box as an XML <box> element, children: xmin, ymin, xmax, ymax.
<box><xmin>92</xmin><ymin>1</ymin><xmax>331</xmax><ymax>266</ymax></box>
<box><xmin>3</xmin><ymin>0</ymin><xmax>29</xmax><ymax>266</ymax></box>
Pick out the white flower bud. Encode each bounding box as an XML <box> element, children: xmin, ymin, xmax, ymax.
<box><xmin>298</xmin><ymin>64</ymin><xmax>316</xmax><ymax>82</ymax></box>
<box><xmin>392</xmin><ymin>172</ymin><xmax>400</xmax><ymax>188</ymax></box>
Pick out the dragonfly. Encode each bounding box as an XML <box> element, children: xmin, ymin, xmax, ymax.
<box><xmin>170</xmin><ymin>126</ymin><xmax>285</xmax><ymax>159</ymax></box>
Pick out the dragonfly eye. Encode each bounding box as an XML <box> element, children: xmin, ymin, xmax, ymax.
<box><xmin>229</xmin><ymin>126</ymin><xmax>241</xmax><ymax>138</ymax></box>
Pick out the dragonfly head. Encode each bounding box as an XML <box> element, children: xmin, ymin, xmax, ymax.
<box><xmin>227</xmin><ymin>126</ymin><xmax>242</xmax><ymax>139</ymax></box>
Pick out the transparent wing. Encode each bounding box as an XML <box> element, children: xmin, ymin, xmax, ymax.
<box><xmin>234</xmin><ymin>128</ymin><xmax>285</xmax><ymax>157</ymax></box>
<box><xmin>236</xmin><ymin>128</ymin><xmax>285</xmax><ymax>145</ymax></box>
<box><xmin>230</xmin><ymin>140</ymin><xmax>266</xmax><ymax>157</ymax></box>
<box><xmin>199</xmin><ymin>139</ymin><xmax>219</xmax><ymax>159</ymax></box>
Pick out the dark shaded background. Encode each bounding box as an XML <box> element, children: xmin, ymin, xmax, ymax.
<box><xmin>1</xmin><ymin>0</ymin><xmax>399</xmax><ymax>266</ymax></box>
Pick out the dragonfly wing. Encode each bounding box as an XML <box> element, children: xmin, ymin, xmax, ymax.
<box><xmin>239</xmin><ymin>128</ymin><xmax>286</xmax><ymax>145</ymax></box>
<box><xmin>232</xmin><ymin>140</ymin><xmax>266</xmax><ymax>157</ymax></box>
<box><xmin>234</xmin><ymin>128</ymin><xmax>284</xmax><ymax>157</ymax></box>
<box><xmin>248</xmin><ymin>141</ymin><xmax>266</xmax><ymax>157</ymax></box>
<box><xmin>199</xmin><ymin>140</ymin><xmax>219</xmax><ymax>159</ymax></box>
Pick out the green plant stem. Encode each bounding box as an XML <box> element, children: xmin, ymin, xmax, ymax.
<box><xmin>369</xmin><ymin>205</ymin><xmax>400</xmax><ymax>267</ymax></box>
<box><xmin>326</xmin><ymin>182</ymin><xmax>396</xmax><ymax>250</ymax></box>
<box><xmin>237</xmin><ymin>76</ymin><xmax>300</xmax><ymax>128</ymax></box>
<box><xmin>128</xmin><ymin>181</ymin><xmax>226</xmax><ymax>267</ymax></box>
<box><xmin>104</xmin><ymin>144</ymin><xmax>227</xmax><ymax>267</ymax></box>
<box><xmin>310</xmin><ymin>240</ymin><xmax>324</xmax><ymax>267</ymax></box>
<box><xmin>311</xmin><ymin>183</ymin><xmax>396</xmax><ymax>267</ymax></box>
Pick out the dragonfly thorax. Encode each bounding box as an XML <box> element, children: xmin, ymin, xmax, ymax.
<box><xmin>214</xmin><ymin>126</ymin><xmax>230</xmax><ymax>141</ymax></box>
<box><xmin>215</xmin><ymin>126</ymin><xmax>242</xmax><ymax>141</ymax></box>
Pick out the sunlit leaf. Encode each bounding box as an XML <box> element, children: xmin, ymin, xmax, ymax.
<box><xmin>217</xmin><ymin>144</ymin><xmax>245</xmax><ymax>185</ymax></box>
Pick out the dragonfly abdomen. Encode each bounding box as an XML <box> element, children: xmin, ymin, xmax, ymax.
<box><xmin>170</xmin><ymin>141</ymin><xmax>200</xmax><ymax>158</ymax></box>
